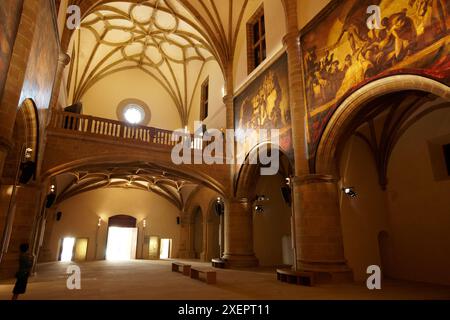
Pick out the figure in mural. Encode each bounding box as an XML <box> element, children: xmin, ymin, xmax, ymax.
<box><xmin>303</xmin><ymin>0</ymin><xmax>450</xmax><ymax>111</ymax></box>
<box><xmin>301</xmin><ymin>0</ymin><xmax>450</xmax><ymax>160</ymax></box>
<box><xmin>235</xmin><ymin>54</ymin><xmax>293</xmax><ymax>160</ymax></box>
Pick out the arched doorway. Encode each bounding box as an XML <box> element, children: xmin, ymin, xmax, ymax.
<box><xmin>106</xmin><ymin>215</ymin><xmax>138</xmax><ymax>261</ymax></box>
<box><xmin>193</xmin><ymin>207</ymin><xmax>203</xmax><ymax>259</ymax></box>
<box><xmin>0</xmin><ymin>99</ymin><xmax>39</xmax><ymax>265</ymax></box>
<box><xmin>317</xmin><ymin>77</ymin><xmax>450</xmax><ymax>285</ymax></box>
<box><xmin>236</xmin><ymin>146</ymin><xmax>294</xmax><ymax>267</ymax></box>
<box><xmin>205</xmin><ymin>198</ymin><xmax>222</xmax><ymax>260</ymax></box>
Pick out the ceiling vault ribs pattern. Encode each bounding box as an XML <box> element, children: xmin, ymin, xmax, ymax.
<box><xmin>348</xmin><ymin>92</ymin><xmax>448</xmax><ymax>189</ymax></box>
<box><xmin>67</xmin><ymin>0</ymin><xmax>251</xmax><ymax>125</ymax></box>
<box><xmin>68</xmin><ymin>1</ymin><xmax>216</xmax><ymax>125</ymax></box>
<box><xmin>56</xmin><ymin>164</ymin><xmax>200</xmax><ymax>209</ymax></box>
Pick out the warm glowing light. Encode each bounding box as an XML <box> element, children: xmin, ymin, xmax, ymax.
<box><xmin>106</xmin><ymin>227</ymin><xmax>137</xmax><ymax>261</ymax></box>
<box><xmin>61</xmin><ymin>237</ymin><xmax>75</xmax><ymax>262</ymax></box>
<box><xmin>97</xmin><ymin>218</ymin><xmax>102</xmax><ymax>227</ymax></box>
<box><xmin>143</xmin><ymin>219</ymin><xmax>147</xmax><ymax>228</ymax></box>
<box><xmin>124</xmin><ymin>105</ymin><xmax>144</xmax><ymax>124</ymax></box>
<box><xmin>160</xmin><ymin>239</ymin><xmax>171</xmax><ymax>259</ymax></box>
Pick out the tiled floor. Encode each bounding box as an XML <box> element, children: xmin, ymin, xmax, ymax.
<box><xmin>0</xmin><ymin>259</ymin><xmax>449</xmax><ymax>300</ymax></box>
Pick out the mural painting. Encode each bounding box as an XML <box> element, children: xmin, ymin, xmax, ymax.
<box><xmin>234</xmin><ymin>53</ymin><xmax>293</xmax><ymax>161</ymax></box>
<box><xmin>301</xmin><ymin>0</ymin><xmax>450</xmax><ymax>158</ymax></box>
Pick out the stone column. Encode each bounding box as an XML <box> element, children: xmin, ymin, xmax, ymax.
<box><xmin>177</xmin><ymin>213</ymin><xmax>195</xmax><ymax>259</ymax></box>
<box><xmin>222</xmin><ymin>198</ymin><xmax>258</xmax><ymax>267</ymax></box>
<box><xmin>38</xmin><ymin>207</ymin><xmax>57</xmax><ymax>263</ymax></box>
<box><xmin>292</xmin><ymin>175</ymin><xmax>352</xmax><ymax>282</ymax></box>
<box><xmin>0</xmin><ymin>183</ymin><xmax>43</xmax><ymax>278</ymax></box>
<box><xmin>46</xmin><ymin>51</ymin><xmax>70</xmax><ymax>125</ymax></box>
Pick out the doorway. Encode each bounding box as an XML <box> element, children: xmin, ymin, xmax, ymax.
<box><xmin>106</xmin><ymin>215</ymin><xmax>138</xmax><ymax>261</ymax></box>
<box><xmin>160</xmin><ymin>238</ymin><xmax>172</xmax><ymax>259</ymax></box>
<box><xmin>106</xmin><ymin>227</ymin><xmax>138</xmax><ymax>261</ymax></box>
<box><xmin>59</xmin><ymin>237</ymin><xmax>89</xmax><ymax>262</ymax></box>
<box><xmin>60</xmin><ymin>237</ymin><xmax>75</xmax><ymax>262</ymax></box>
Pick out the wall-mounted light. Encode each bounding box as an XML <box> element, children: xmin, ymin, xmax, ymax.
<box><xmin>256</xmin><ymin>195</ymin><xmax>269</xmax><ymax>202</ymax></box>
<box><xmin>97</xmin><ymin>217</ymin><xmax>102</xmax><ymax>227</ymax></box>
<box><xmin>342</xmin><ymin>187</ymin><xmax>357</xmax><ymax>198</ymax></box>
<box><xmin>254</xmin><ymin>205</ymin><xmax>264</xmax><ymax>214</ymax></box>
<box><xmin>50</xmin><ymin>184</ymin><xmax>56</xmax><ymax>193</ymax></box>
<box><xmin>143</xmin><ymin>219</ymin><xmax>147</xmax><ymax>228</ymax></box>
<box><xmin>25</xmin><ymin>148</ymin><xmax>33</xmax><ymax>159</ymax></box>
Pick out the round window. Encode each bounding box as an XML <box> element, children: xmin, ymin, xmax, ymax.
<box><xmin>123</xmin><ymin>104</ymin><xmax>144</xmax><ymax>124</ymax></box>
<box><xmin>116</xmin><ymin>99</ymin><xmax>151</xmax><ymax>126</ymax></box>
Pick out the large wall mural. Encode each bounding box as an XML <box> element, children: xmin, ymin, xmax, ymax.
<box><xmin>0</xmin><ymin>0</ymin><xmax>24</xmax><ymax>101</ymax></box>
<box><xmin>301</xmin><ymin>0</ymin><xmax>450</xmax><ymax>159</ymax></box>
<box><xmin>234</xmin><ymin>53</ymin><xmax>293</xmax><ymax>160</ymax></box>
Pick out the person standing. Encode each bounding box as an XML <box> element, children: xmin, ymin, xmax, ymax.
<box><xmin>11</xmin><ymin>243</ymin><xmax>33</xmax><ymax>300</ymax></box>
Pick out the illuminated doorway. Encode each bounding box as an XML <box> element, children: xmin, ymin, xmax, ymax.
<box><xmin>160</xmin><ymin>238</ymin><xmax>172</xmax><ymax>259</ymax></box>
<box><xmin>106</xmin><ymin>215</ymin><xmax>138</xmax><ymax>261</ymax></box>
<box><xmin>106</xmin><ymin>227</ymin><xmax>138</xmax><ymax>261</ymax></box>
<box><xmin>60</xmin><ymin>237</ymin><xmax>75</xmax><ymax>262</ymax></box>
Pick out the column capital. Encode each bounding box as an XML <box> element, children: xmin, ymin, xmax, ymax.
<box><xmin>282</xmin><ymin>30</ymin><xmax>300</xmax><ymax>48</ymax></box>
<box><xmin>58</xmin><ymin>52</ymin><xmax>71</xmax><ymax>66</ymax></box>
<box><xmin>222</xmin><ymin>94</ymin><xmax>233</xmax><ymax>105</ymax></box>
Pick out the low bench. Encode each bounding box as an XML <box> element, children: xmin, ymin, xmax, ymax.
<box><xmin>190</xmin><ymin>267</ymin><xmax>217</xmax><ymax>284</ymax></box>
<box><xmin>211</xmin><ymin>258</ymin><xmax>226</xmax><ymax>269</ymax></box>
<box><xmin>171</xmin><ymin>262</ymin><xmax>191</xmax><ymax>276</ymax></box>
<box><xmin>276</xmin><ymin>269</ymin><xmax>314</xmax><ymax>286</ymax></box>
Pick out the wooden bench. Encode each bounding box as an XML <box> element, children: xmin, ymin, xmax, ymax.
<box><xmin>190</xmin><ymin>267</ymin><xmax>217</xmax><ymax>284</ymax></box>
<box><xmin>276</xmin><ymin>269</ymin><xmax>314</xmax><ymax>286</ymax></box>
<box><xmin>211</xmin><ymin>258</ymin><xmax>226</xmax><ymax>269</ymax></box>
<box><xmin>171</xmin><ymin>262</ymin><xmax>191</xmax><ymax>276</ymax></box>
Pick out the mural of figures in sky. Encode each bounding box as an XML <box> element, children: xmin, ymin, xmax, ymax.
<box><xmin>301</xmin><ymin>0</ymin><xmax>450</xmax><ymax>156</ymax></box>
<box><xmin>234</xmin><ymin>53</ymin><xmax>293</xmax><ymax>160</ymax></box>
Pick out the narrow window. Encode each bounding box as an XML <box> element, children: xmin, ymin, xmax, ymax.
<box><xmin>443</xmin><ymin>144</ymin><xmax>450</xmax><ymax>176</ymax></box>
<box><xmin>247</xmin><ymin>7</ymin><xmax>266</xmax><ymax>73</ymax></box>
<box><xmin>200</xmin><ymin>78</ymin><xmax>209</xmax><ymax>120</ymax></box>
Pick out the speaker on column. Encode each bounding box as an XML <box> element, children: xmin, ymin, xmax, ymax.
<box><xmin>56</xmin><ymin>211</ymin><xmax>62</xmax><ymax>221</ymax></box>
<box><xmin>214</xmin><ymin>201</ymin><xmax>224</xmax><ymax>216</ymax></box>
<box><xmin>176</xmin><ymin>217</ymin><xmax>180</xmax><ymax>225</ymax></box>
<box><xmin>281</xmin><ymin>185</ymin><xmax>291</xmax><ymax>206</ymax></box>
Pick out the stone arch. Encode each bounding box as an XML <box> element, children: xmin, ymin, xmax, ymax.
<box><xmin>191</xmin><ymin>205</ymin><xmax>204</xmax><ymax>259</ymax></box>
<box><xmin>2</xmin><ymin>99</ymin><xmax>39</xmax><ymax>182</ymax></box>
<box><xmin>41</xmin><ymin>153</ymin><xmax>227</xmax><ymax>195</ymax></box>
<box><xmin>234</xmin><ymin>142</ymin><xmax>294</xmax><ymax>199</ymax></box>
<box><xmin>204</xmin><ymin>196</ymin><xmax>222</xmax><ymax>260</ymax></box>
<box><xmin>315</xmin><ymin>75</ymin><xmax>450</xmax><ymax>176</ymax></box>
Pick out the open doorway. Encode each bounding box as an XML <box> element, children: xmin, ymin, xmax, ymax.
<box><xmin>106</xmin><ymin>227</ymin><xmax>138</xmax><ymax>261</ymax></box>
<box><xmin>59</xmin><ymin>237</ymin><xmax>89</xmax><ymax>262</ymax></box>
<box><xmin>106</xmin><ymin>215</ymin><xmax>138</xmax><ymax>261</ymax></box>
<box><xmin>60</xmin><ymin>237</ymin><xmax>75</xmax><ymax>262</ymax></box>
<box><xmin>160</xmin><ymin>238</ymin><xmax>172</xmax><ymax>259</ymax></box>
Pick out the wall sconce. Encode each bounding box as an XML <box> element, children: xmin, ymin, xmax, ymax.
<box><xmin>253</xmin><ymin>194</ymin><xmax>269</xmax><ymax>214</ymax></box>
<box><xmin>97</xmin><ymin>217</ymin><xmax>102</xmax><ymax>227</ymax></box>
<box><xmin>25</xmin><ymin>148</ymin><xmax>33</xmax><ymax>159</ymax></box>
<box><xmin>143</xmin><ymin>219</ymin><xmax>147</xmax><ymax>228</ymax></box>
<box><xmin>254</xmin><ymin>205</ymin><xmax>264</xmax><ymax>214</ymax></box>
<box><xmin>342</xmin><ymin>187</ymin><xmax>357</xmax><ymax>198</ymax></box>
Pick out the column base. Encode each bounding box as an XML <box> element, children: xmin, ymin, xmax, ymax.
<box><xmin>222</xmin><ymin>253</ymin><xmax>258</xmax><ymax>268</ymax></box>
<box><xmin>297</xmin><ymin>260</ymin><xmax>353</xmax><ymax>284</ymax></box>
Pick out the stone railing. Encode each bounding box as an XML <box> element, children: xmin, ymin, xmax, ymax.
<box><xmin>49</xmin><ymin>111</ymin><xmax>183</xmax><ymax>148</ymax></box>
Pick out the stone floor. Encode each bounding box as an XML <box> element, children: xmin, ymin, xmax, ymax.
<box><xmin>0</xmin><ymin>259</ymin><xmax>449</xmax><ymax>300</ymax></box>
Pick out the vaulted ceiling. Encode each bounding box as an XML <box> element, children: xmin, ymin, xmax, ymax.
<box><xmin>66</xmin><ymin>0</ymin><xmax>253</xmax><ymax>125</ymax></box>
<box><xmin>55</xmin><ymin>163</ymin><xmax>201</xmax><ymax>209</ymax></box>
